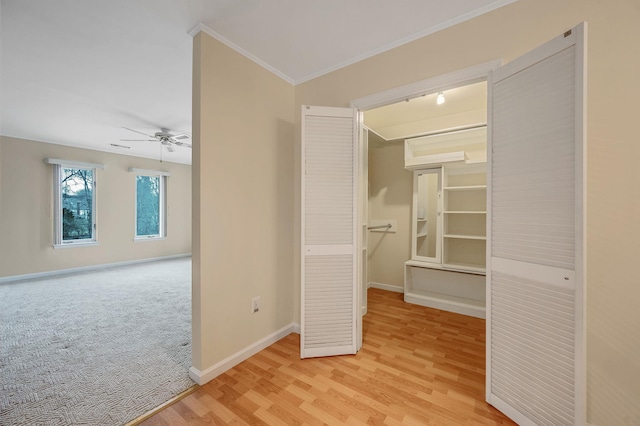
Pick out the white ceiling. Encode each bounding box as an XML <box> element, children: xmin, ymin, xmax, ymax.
<box><xmin>0</xmin><ymin>0</ymin><xmax>516</xmax><ymax>165</ymax></box>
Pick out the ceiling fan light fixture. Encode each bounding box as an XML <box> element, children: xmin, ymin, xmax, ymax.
<box><xmin>436</xmin><ymin>91</ymin><xmax>445</xmax><ymax>105</ymax></box>
<box><xmin>121</xmin><ymin>126</ymin><xmax>192</xmax><ymax>152</ymax></box>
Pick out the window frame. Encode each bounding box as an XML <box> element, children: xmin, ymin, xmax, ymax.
<box><xmin>46</xmin><ymin>159</ymin><xmax>103</xmax><ymax>249</ymax></box>
<box><xmin>131</xmin><ymin>168</ymin><xmax>169</xmax><ymax>241</ymax></box>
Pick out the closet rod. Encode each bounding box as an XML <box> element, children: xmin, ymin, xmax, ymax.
<box><xmin>367</xmin><ymin>224</ymin><xmax>392</xmax><ymax>230</ymax></box>
<box><xmin>407</xmin><ymin>123</ymin><xmax>487</xmax><ymax>140</ymax></box>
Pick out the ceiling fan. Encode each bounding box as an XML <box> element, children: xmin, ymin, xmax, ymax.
<box><xmin>121</xmin><ymin>127</ymin><xmax>192</xmax><ymax>152</ymax></box>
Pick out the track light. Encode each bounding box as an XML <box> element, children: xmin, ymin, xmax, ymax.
<box><xmin>436</xmin><ymin>92</ymin><xmax>445</xmax><ymax>105</ymax></box>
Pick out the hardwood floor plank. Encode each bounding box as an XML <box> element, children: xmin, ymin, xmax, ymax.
<box><xmin>268</xmin><ymin>395</ymin><xmax>325</xmax><ymax>426</ymax></box>
<box><xmin>284</xmin><ymin>382</ymin><xmax>317</xmax><ymax>404</ymax></box>
<box><xmin>253</xmin><ymin>406</ymin><xmax>291</xmax><ymax>426</ymax></box>
<box><xmin>196</xmin><ymin>393</ymin><xmax>248</xmax><ymax>424</ymax></box>
<box><xmin>166</xmin><ymin>400</ymin><xmax>214</xmax><ymax>426</ymax></box>
<box><xmin>308</xmin><ymin>395</ymin><xmax>351</xmax><ymax>423</ymax></box>
<box><xmin>180</xmin><ymin>393</ymin><xmax>212</xmax><ymax>417</ymax></box>
<box><xmin>141</xmin><ymin>289</ymin><xmax>515</xmax><ymax>425</ymax></box>
<box><xmin>241</xmin><ymin>388</ymin><xmax>274</xmax><ymax>409</ymax></box>
<box><xmin>155</xmin><ymin>406</ymin><xmax>189</xmax><ymax>426</ymax></box>
<box><xmin>139</xmin><ymin>415</ymin><xmax>170</xmax><ymax>426</ymax></box>
<box><xmin>298</xmin><ymin>400</ymin><xmax>343</xmax><ymax>425</ymax></box>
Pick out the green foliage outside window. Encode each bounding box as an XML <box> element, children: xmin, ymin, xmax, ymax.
<box><xmin>61</xmin><ymin>168</ymin><xmax>93</xmax><ymax>240</ymax></box>
<box><xmin>136</xmin><ymin>175</ymin><xmax>160</xmax><ymax>236</ymax></box>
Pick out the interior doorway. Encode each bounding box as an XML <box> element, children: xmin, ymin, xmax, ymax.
<box><xmin>351</xmin><ymin>63</ymin><xmax>495</xmax><ymax>318</ymax></box>
<box><xmin>351</xmin><ymin>25</ymin><xmax>586</xmax><ymax>423</ymax></box>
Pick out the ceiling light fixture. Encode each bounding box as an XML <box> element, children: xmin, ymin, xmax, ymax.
<box><xmin>436</xmin><ymin>92</ymin><xmax>445</xmax><ymax>105</ymax></box>
<box><xmin>110</xmin><ymin>143</ymin><xmax>131</xmax><ymax>149</ymax></box>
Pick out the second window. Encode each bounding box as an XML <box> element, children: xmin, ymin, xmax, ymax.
<box><xmin>135</xmin><ymin>174</ymin><xmax>166</xmax><ymax>239</ymax></box>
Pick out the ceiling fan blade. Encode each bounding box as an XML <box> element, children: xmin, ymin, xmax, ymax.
<box><xmin>171</xmin><ymin>133</ymin><xmax>190</xmax><ymax>140</ymax></box>
<box><xmin>122</xmin><ymin>127</ymin><xmax>155</xmax><ymax>138</ymax></box>
<box><xmin>160</xmin><ymin>140</ymin><xmax>175</xmax><ymax>153</ymax></box>
<box><xmin>173</xmin><ymin>141</ymin><xmax>192</xmax><ymax>148</ymax></box>
<box><xmin>120</xmin><ymin>139</ymin><xmax>157</xmax><ymax>142</ymax></box>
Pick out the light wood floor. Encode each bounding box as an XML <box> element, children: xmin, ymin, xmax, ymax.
<box><xmin>140</xmin><ymin>288</ymin><xmax>515</xmax><ymax>425</ymax></box>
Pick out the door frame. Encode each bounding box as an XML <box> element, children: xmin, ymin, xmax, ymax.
<box><xmin>349</xmin><ymin>59</ymin><xmax>500</xmax><ymax>316</ymax></box>
<box><xmin>350</xmin><ymin>25</ymin><xmax>586</xmax><ymax>423</ymax></box>
<box><xmin>358</xmin><ymin>123</ymin><xmax>369</xmax><ymax>323</ymax></box>
<box><xmin>350</xmin><ymin>60</ymin><xmax>500</xmax><ymax>111</ymax></box>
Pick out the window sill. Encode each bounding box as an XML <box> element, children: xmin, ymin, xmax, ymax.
<box><xmin>53</xmin><ymin>241</ymin><xmax>99</xmax><ymax>249</ymax></box>
<box><xmin>134</xmin><ymin>236</ymin><xmax>166</xmax><ymax>243</ymax></box>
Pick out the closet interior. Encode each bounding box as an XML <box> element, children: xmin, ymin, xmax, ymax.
<box><xmin>364</xmin><ymin>81</ymin><xmax>487</xmax><ymax>318</ymax></box>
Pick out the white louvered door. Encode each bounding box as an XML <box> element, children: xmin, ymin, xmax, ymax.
<box><xmin>487</xmin><ymin>24</ymin><xmax>586</xmax><ymax>425</ymax></box>
<box><xmin>301</xmin><ymin>105</ymin><xmax>358</xmax><ymax>358</ymax></box>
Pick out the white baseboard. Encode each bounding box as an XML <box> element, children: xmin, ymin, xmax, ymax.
<box><xmin>368</xmin><ymin>281</ymin><xmax>404</xmax><ymax>293</ymax></box>
<box><xmin>189</xmin><ymin>322</ymin><xmax>298</xmax><ymax>385</ymax></box>
<box><xmin>0</xmin><ymin>253</ymin><xmax>192</xmax><ymax>284</ymax></box>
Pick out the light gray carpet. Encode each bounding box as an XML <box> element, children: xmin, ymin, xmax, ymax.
<box><xmin>0</xmin><ymin>257</ymin><xmax>194</xmax><ymax>425</ymax></box>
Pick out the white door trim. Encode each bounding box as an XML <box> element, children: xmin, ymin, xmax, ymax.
<box><xmin>350</xmin><ymin>60</ymin><xmax>501</xmax><ymax>111</ymax></box>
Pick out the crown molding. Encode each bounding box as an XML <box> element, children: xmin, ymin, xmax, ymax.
<box><xmin>188</xmin><ymin>23</ymin><xmax>295</xmax><ymax>85</ymax></box>
<box><xmin>189</xmin><ymin>0</ymin><xmax>517</xmax><ymax>86</ymax></box>
<box><xmin>294</xmin><ymin>0</ymin><xmax>517</xmax><ymax>84</ymax></box>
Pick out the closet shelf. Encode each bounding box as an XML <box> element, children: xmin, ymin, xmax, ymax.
<box><xmin>442</xmin><ymin>262</ymin><xmax>486</xmax><ymax>273</ymax></box>
<box><xmin>404</xmin><ymin>291</ymin><xmax>485</xmax><ymax>313</ymax></box>
<box><xmin>404</xmin><ymin>261</ymin><xmax>486</xmax><ymax>318</ymax></box>
<box><xmin>405</xmin><ymin>151</ymin><xmax>467</xmax><ymax>170</ymax></box>
<box><xmin>405</xmin><ymin>259</ymin><xmax>486</xmax><ymax>275</ymax></box>
<box><xmin>417</xmin><ymin>232</ymin><xmax>428</xmax><ymax>238</ymax></box>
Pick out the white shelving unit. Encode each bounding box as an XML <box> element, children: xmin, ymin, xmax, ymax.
<box><xmin>404</xmin><ymin>127</ymin><xmax>487</xmax><ymax>318</ymax></box>
<box><xmin>442</xmin><ymin>163</ymin><xmax>486</xmax><ymax>272</ymax></box>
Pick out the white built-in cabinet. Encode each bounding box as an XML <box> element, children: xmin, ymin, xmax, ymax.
<box><xmin>404</xmin><ymin>127</ymin><xmax>487</xmax><ymax>318</ymax></box>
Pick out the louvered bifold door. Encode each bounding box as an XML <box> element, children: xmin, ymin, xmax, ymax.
<box><xmin>487</xmin><ymin>24</ymin><xmax>586</xmax><ymax>425</ymax></box>
<box><xmin>301</xmin><ymin>105</ymin><xmax>358</xmax><ymax>359</ymax></box>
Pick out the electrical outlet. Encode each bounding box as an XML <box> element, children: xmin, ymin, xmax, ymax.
<box><xmin>251</xmin><ymin>296</ymin><xmax>260</xmax><ymax>313</ymax></box>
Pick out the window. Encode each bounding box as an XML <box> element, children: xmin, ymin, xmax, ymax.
<box><xmin>130</xmin><ymin>168</ymin><xmax>168</xmax><ymax>240</ymax></box>
<box><xmin>46</xmin><ymin>159</ymin><xmax>103</xmax><ymax>248</ymax></box>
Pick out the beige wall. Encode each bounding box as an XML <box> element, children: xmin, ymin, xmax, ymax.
<box><xmin>0</xmin><ymin>136</ymin><xmax>191</xmax><ymax>279</ymax></box>
<box><xmin>367</xmin><ymin>133</ymin><xmax>412</xmax><ymax>289</ymax></box>
<box><xmin>294</xmin><ymin>0</ymin><xmax>640</xmax><ymax>423</ymax></box>
<box><xmin>192</xmin><ymin>32</ymin><xmax>295</xmax><ymax>371</ymax></box>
